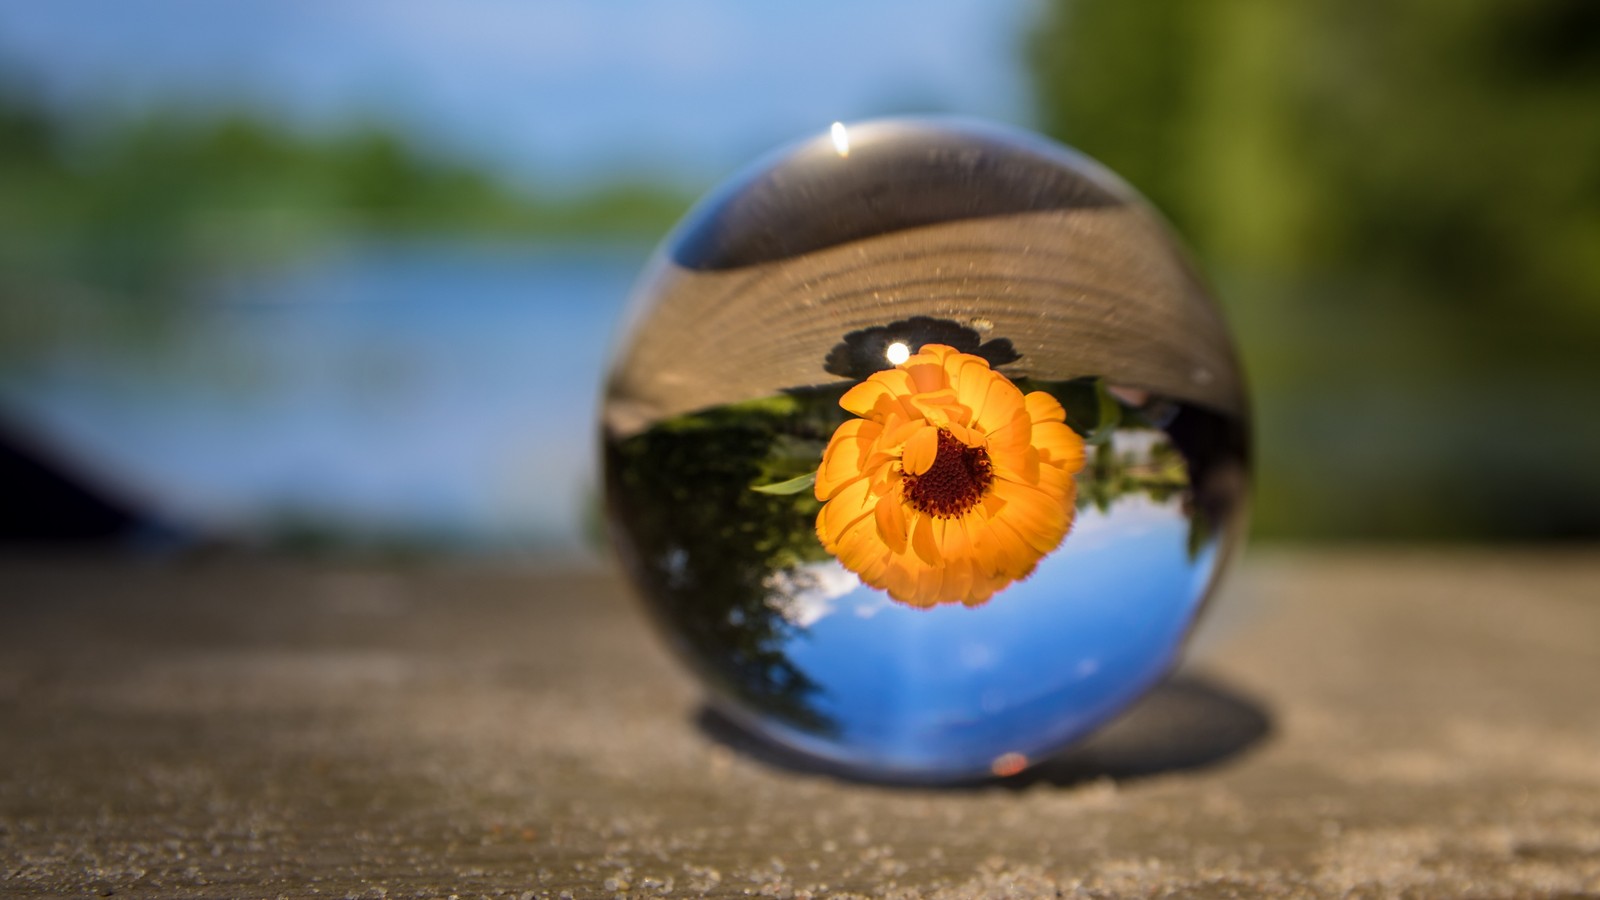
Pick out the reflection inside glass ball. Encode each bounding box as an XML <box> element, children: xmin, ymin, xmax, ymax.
<box><xmin>602</xmin><ymin>118</ymin><xmax>1250</xmax><ymax>782</ymax></box>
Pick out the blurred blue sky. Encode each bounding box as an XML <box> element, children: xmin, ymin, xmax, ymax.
<box><xmin>0</xmin><ymin>0</ymin><xmax>1035</xmax><ymax>188</ymax></box>
<box><xmin>772</xmin><ymin>494</ymin><xmax>1214</xmax><ymax>775</ymax></box>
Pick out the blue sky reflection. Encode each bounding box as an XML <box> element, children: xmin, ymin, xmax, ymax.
<box><xmin>775</xmin><ymin>493</ymin><xmax>1216</xmax><ymax>775</ymax></box>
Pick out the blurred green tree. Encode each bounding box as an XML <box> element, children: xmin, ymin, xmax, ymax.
<box><xmin>0</xmin><ymin>81</ymin><xmax>690</xmax><ymax>364</ymax></box>
<box><xmin>1030</xmin><ymin>0</ymin><xmax>1600</xmax><ymax>539</ymax></box>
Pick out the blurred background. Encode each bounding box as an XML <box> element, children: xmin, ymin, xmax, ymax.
<box><xmin>1</xmin><ymin>0</ymin><xmax>1596</xmax><ymax>557</ymax></box>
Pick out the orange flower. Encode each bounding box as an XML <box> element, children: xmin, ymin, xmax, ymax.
<box><xmin>814</xmin><ymin>343</ymin><xmax>1087</xmax><ymax>608</ymax></box>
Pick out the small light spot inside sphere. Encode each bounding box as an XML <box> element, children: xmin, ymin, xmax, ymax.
<box><xmin>991</xmin><ymin>752</ymin><xmax>1028</xmax><ymax>778</ymax></box>
<box><xmin>885</xmin><ymin>341</ymin><xmax>911</xmax><ymax>365</ymax></box>
<box><xmin>831</xmin><ymin>121</ymin><xmax>850</xmax><ymax>157</ymax></box>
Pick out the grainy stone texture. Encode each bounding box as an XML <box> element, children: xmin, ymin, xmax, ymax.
<box><xmin>1</xmin><ymin>549</ymin><xmax>1597</xmax><ymax>899</ymax></box>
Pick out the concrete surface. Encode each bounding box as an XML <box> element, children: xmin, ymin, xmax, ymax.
<box><xmin>1</xmin><ymin>549</ymin><xmax>1597</xmax><ymax>898</ymax></box>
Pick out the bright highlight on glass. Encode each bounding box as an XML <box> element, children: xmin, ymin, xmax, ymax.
<box><xmin>830</xmin><ymin>121</ymin><xmax>850</xmax><ymax>157</ymax></box>
<box><xmin>603</xmin><ymin>118</ymin><xmax>1249</xmax><ymax>782</ymax></box>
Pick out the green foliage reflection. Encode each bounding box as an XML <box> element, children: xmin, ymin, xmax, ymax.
<box><xmin>605</xmin><ymin>390</ymin><xmax>846</xmax><ymax>735</ymax></box>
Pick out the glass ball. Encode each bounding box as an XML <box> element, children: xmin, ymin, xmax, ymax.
<box><xmin>602</xmin><ymin>118</ymin><xmax>1249</xmax><ymax>783</ymax></box>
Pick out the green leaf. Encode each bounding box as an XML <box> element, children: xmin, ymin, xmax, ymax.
<box><xmin>751</xmin><ymin>472</ymin><xmax>817</xmax><ymax>495</ymax></box>
<box><xmin>1047</xmin><ymin>377</ymin><xmax>1103</xmax><ymax>438</ymax></box>
<box><xmin>1087</xmin><ymin>379</ymin><xmax>1123</xmax><ymax>445</ymax></box>
<box><xmin>1057</xmin><ymin>377</ymin><xmax>1123</xmax><ymax>444</ymax></box>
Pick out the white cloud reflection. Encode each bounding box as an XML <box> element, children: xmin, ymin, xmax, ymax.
<box><xmin>765</xmin><ymin>558</ymin><xmax>887</xmax><ymax>628</ymax></box>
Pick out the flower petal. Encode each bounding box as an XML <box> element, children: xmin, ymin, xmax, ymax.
<box><xmin>961</xmin><ymin>564</ymin><xmax>1005</xmax><ymax>606</ymax></box>
<box><xmin>953</xmin><ymin>358</ymin><xmax>995</xmax><ymax>422</ymax></box>
<box><xmin>903</xmin><ymin>359</ymin><xmax>949</xmax><ymax>395</ymax></box>
<box><xmin>853</xmin><ymin>546</ymin><xmax>893</xmax><ymax>590</ymax></box>
<box><xmin>990</xmin><ymin>443</ymin><xmax>1040</xmax><ymax>486</ymax></box>
<box><xmin>840</xmin><ymin>368</ymin><xmax>916</xmax><ymax>419</ymax></box>
<box><xmin>944</xmin><ymin>421</ymin><xmax>984</xmax><ymax>448</ymax></box>
<box><xmin>985</xmin><ymin>408</ymin><xmax>1033</xmax><ymax>451</ymax></box>
<box><xmin>1034</xmin><ymin>456</ymin><xmax>1077</xmax><ymax>499</ymax></box>
<box><xmin>913</xmin><ymin>561</ymin><xmax>946</xmax><ymax>606</ymax></box>
<box><xmin>816</xmin><ymin>419</ymin><xmax>884</xmax><ymax>500</ymax></box>
<box><xmin>907</xmin><ymin>388</ymin><xmax>967</xmax><ymax>426</ymax></box>
<box><xmin>880</xmin><ymin>415</ymin><xmax>925</xmax><ymax>451</ymax></box>
<box><xmin>816</xmin><ymin>476</ymin><xmax>876</xmax><ymax>551</ymax></box>
<box><xmin>835</xmin><ymin>514</ymin><xmax>891</xmax><ymax>576</ymax></box>
<box><xmin>901</xmin><ymin>425</ymin><xmax>939</xmax><ymax>476</ymax></box>
<box><xmin>935</xmin><ymin>514</ymin><xmax>974</xmax><ymax>563</ymax></box>
<box><xmin>883</xmin><ymin>557</ymin><xmax>920</xmax><ymax>604</ymax></box>
<box><xmin>989</xmin><ymin>478</ymin><xmax>1070</xmax><ymax>555</ymax></box>
<box><xmin>939</xmin><ymin>347</ymin><xmax>982</xmax><ymax>382</ymax></box>
<box><xmin>970</xmin><ymin>508</ymin><xmax>1037</xmax><ymax>577</ymax></box>
<box><xmin>869</xmin><ymin>464</ymin><xmax>903</xmax><ymax>497</ymax></box>
<box><xmin>911</xmin><ymin>512</ymin><xmax>941</xmax><ymax>566</ymax></box>
<box><xmin>994</xmin><ymin>529</ymin><xmax>1045</xmax><ymax>582</ymax></box>
<box><xmin>1032</xmin><ymin>421</ymin><xmax>1086</xmax><ymax>472</ymax></box>
<box><xmin>873</xmin><ymin>492</ymin><xmax>909</xmax><ymax>554</ymax></box>
<box><xmin>941</xmin><ymin>556</ymin><xmax>975</xmax><ymax>607</ymax></box>
<box><xmin>1024</xmin><ymin>390</ymin><xmax>1067</xmax><ymax>424</ymax></box>
<box><xmin>916</xmin><ymin>343</ymin><xmax>961</xmax><ymax>366</ymax></box>
<box><xmin>974</xmin><ymin>375</ymin><xmax>1025</xmax><ymax>433</ymax></box>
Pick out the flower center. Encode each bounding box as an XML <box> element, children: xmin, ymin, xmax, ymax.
<box><xmin>903</xmin><ymin>429</ymin><xmax>993</xmax><ymax>518</ymax></box>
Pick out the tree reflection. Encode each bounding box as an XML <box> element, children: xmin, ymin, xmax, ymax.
<box><xmin>1078</xmin><ymin>439</ymin><xmax>1189</xmax><ymax>513</ymax></box>
<box><xmin>604</xmin><ymin>387</ymin><xmax>847</xmax><ymax>735</ymax></box>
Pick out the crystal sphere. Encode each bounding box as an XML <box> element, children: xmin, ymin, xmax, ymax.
<box><xmin>602</xmin><ymin>118</ymin><xmax>1249</xmax><ymax>783</ymax></box>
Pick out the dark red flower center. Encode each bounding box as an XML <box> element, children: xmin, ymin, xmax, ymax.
<box><xmin>904</xmin><ymin>429</ymin><xmax>993</xmax><ymax>518</ymax></box>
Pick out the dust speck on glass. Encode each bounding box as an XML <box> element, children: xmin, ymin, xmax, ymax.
<box><xmin>602</xmin><ymin>118</ymin><xmax>1250</xmax><ymax>783</ymax></box>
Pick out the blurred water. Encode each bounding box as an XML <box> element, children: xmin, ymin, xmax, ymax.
<box><xmin>0</xmin><ymin>240</ymin><xmax>644</xmax><ymax>551</ymax></box>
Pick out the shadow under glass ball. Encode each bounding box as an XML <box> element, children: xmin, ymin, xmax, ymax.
<box><xmin>603</xmin><ymin>117</ymin><xmax>1250</xmax><ymax>783</ymax></box>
